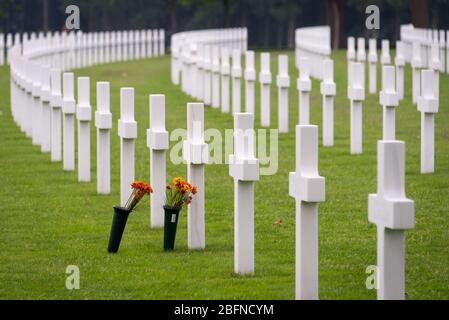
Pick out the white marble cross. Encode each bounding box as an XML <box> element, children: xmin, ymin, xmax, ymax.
<box><xmin>95</xmin><ymin>82</ymin><xmax>112</xmax><ymax>195</ymax></box>
<box><xmin>211</xmin><ymin>46</ymin><xmax>220</xmax><ymax>109</ymax></box>
<box><xmin>118</xmin><ymin>88</ymin><xmax>137</xmax><ymax>206</ymax></box>
<box><xmin>368</xmin><ymin>38</ymin><xmax>378</xmax><ymax>94</ymax></box>
<box><xmin>418</xmin><ymin>70</ymin><xmax>439</xmax><ymax>174</ymax></box>
<box><xmin>50</xmin><ymin>69</ymin><xmax>63</xmax><ymax>162</ymax></box>
<box><xmin>289</xmin><ymin>125</ymin><xmax>325</xmax><ymax>300</ymax></box>
<box><xmin>276</xmin><ymin>55</ymin><xmax>290</xmax><ymax>133</ymax></box>
<box><xmin>148</xmin><ymin>95</ymin><xmax>169</xmax><ymax>228</ymax></box>
<box><xmin>380</xmin><ymin>66</ymin><xmax>399</xmax><ymax>140</ymax></box>
<box><xmin>259</xmin><ymin>52</ymin><xmax>272</xmax><ymax>127</ymax></box>
<box><xmin>368</xmin><ymin>140</ymin><xmax>414</xmax><ymax>300</ymax></box>
<box><xmin>244</xmin><ymin>51</ymin><xmax>256</xmax><ymax>115</ymax></box>
<box><xmin>429</xmin><ymin>42</ymin><xmax>440</xmax><ymax>101</ymax></box>
<box><xmin>147</xmin><ymin>30</ymin><xmax>153</xmax><ymax>58</ymax></box>
<box><xmin>220</xmin><ymin>47</ymin><xmax>231</xmax><ymax>113</ymax></box>
<box><xmin>446</xmin><ymin>31</ymin><xmax>449</xmax><ymax>74</ymax></box>
<box><xmin>357</xmin><ymin>38</ymin><xmax>366</xmax><ymax>89</ymax></box>
<box><xmin>231</xmin><ymin>49</ymin><xmax>242</xmax><ymax>114</ymax></box>
<box><xmin>347</xmin><ymin>37</ymin><xmax>356</xmax><ymax>77</ymax></box>
<box><xmin>159</xmin><ymin>29</ymin><xmax>165</xmax><ymax>56</ymax></box>
<box><xmin>411</xmin><ymin>42</ymin><xmax>422</xmax><ymax>105</ymax></box>
<box><xmin>320</xmin><ymin>59</ymin><xmax>336</xmax><ymax>147</ymax></box>
<box><xmin>62</xmin><ymin>72</ymin><xmax>76</xmax><ymax>171</ymax></box>
<box><xmin>203</xmin><ymin>45</ymin><xmax>212</xmax><ymax>106</ymax></box>
<box><xmin>183</xmin><ymin>103</ymin><xmax>208</xmax><ymax>249</ymax></box>
<box><xmin>153</xmin><ymin>30</ymin><xmax>159</xmax><ymax>57</ymax></box>
<box><xmin>381</xmin><ymin>40</ymin><xmax>391</xmax><ymax>65</ymax></box>
<box><xmin>24</xmin><ymin>61</ymin><xmax>34</xmax><ymax>139</ymax></box>
<box><xmin>31</xmin><ymin>63</ymin><xmax>42</xmax><ymax>147</ymax></box>
<box><xmin>229</xmin><ymin>113</ymin><xmax>259</xmax><ymax>274</ymax></box>
<box><xmin>395</xmin><ymin>41</ymin><xmax>405</xmax><ymax>101</ymax></box>
<box><xmin>0</xmin><ymin>34</ymin><xmax>4</xmax><ymax>66</ymax></box>
<box><xmin>195</xmin><ymin>45</ymin><xmax>204</xmax><ymax>101</ymax></box>
<box><xmin>41</xmin><ymin>66</ymin><xmax>52</xmax><ymax>153</ymax></box>
<box><xmin>77</xmin><ymin>77</ymin><xmax>92</xmax><ymax>182</ymax></box>
<box><xmin>438</xmin><ymin>30</ymin><xmax>445</xmax><ymax>72</ymax></box>
<box><xmin>348</xmin><ymin>62</ymin><xmax>365</xmax><ymax>154</ymax></box>
<box><xmin>297</xmin><ymin>57</ymin><xmax>311</xmax><ymax>125</ymax></box>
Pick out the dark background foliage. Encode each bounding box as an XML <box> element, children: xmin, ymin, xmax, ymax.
<box><xmin>1</xmin><ymin>0</ymin><xmax>448</xmax><ymax>49</ymax></box>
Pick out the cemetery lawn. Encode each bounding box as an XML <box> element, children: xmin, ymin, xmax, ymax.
<box><xmin>0</xmin><ymin>51</ymin><xmax>448</xmax><ymax>300</ymax></box>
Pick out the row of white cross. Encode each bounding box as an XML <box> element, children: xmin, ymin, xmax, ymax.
<box><xmin>400</xmin><ymin>24</ymin><xmax>448</xmax><ymax>73</ymax></box>
<box><xmin>0</xmin><ymin>29</ymin><xmax>165</xmax><ymax>67</ymax></box>
<box><xmin>7</xmin><ymin>24</ymin><xmax>439</xmax><ymax>299</ymax></box>
<box><xmin>168</xmin><ymin>26</ymin><xmax>432</xmax><ymax>300</ymax></box>
<box><xmin>347</xmin><ymin>36</ymin><xmax>441</xmax><ymax>174</ymax></box>
<box><xmin>295</xmin><ymin>26</ymin><xmax>332</xmax><ymax>81</ymax></box>
<box><xmin>346</xmin><ymin>33</ymin><xmax>445</xmax><ymax>299</ymax></box>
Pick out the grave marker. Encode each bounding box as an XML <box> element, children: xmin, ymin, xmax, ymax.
<box><xmin>418</xmin><ymin>70</ymin><xmax>438</xmax><ymax>174</ymax></box>
<box><xmin>229</xmin><ymin>113</ymin><xmax>259</xmax><ymax>274</ymax></box>
<box><xmin>147</xmin><ymin>30</ymin><xmax>153</xmax><ymax>58</ymax></box>
<box><xmin>0</xmin><ymin>33</ymin><xmax>4</xmax><ymax>65</ymax></box>
<box><xmin>24</xmin><ymin>62</ymin><xmax>34</xmax><ymax>139</ymax></box>
<box><xmin>368</xmin><ymin>140</ymin><xmax>414</xmax><ymax>300</ymax></box>
<box><xmin>220</xmin><ymin>47</ymin><xmax>231</xmax><ymax>113</ymax></box>
<box><xmin>411</xmin><ymin>42</ymin><xmax>422</xmax><ymax>104</ymax></box>
<box><xmin>159</xmin><ymin>29</ymin><xmax>165</xmax><ymax>56</ymax></box>
<box><xmin>244</xmin><ymin>51</ymin><xmax>256</xmax><ymax>114</ymax></box>
<box><xmin>50</xmin><ymin>69</ymin><xmax>63</xmax><ymax>162</ymax></box>
<box><xmin>368</xmin><ymin>39</ymin><xmax>378</xmax><ymax>94</ymax></box>
<box><xmin>153</xmin><ymin>30</ymin><xmax>159</xmax><ymax>57</ymax></box>
<box><xmin>446</xmin><ymin>31</ymin><xmax>449</xmax><ymax>74</ymax></box>
<box><xmin>439</xmin><ymin>30</ymin><xmax>445</xmax><ymax>72</ymax></box>
<box><xmin>357</xmin><ymin>38</ymin><xmax>366</xmax><ymax>88</ymax></box>
<box><xmin>277</xmin><ymin>55</ymin><xmax>290</xmax><ymax>133</ymax></box>
<box><xmin>62</xmin><ymin>73</ymin><xmax>76</xmax><ymax>171</ymax></box>
<box><xmin>380</xmin><ymin>66</ymin><xmax>399</xmax><ymax>140</ymax></box>
<box><xmin>77</xmin><ymin>77</ymin><xmax>92</xmax><ymax>182</ymax></box>
<box><xmin>297</xmin><ymin>57</ymin><xmax>311</xmax><ymax>125</ymax></box>
<box><xmin>348</xmin><ymin>62</ymin><xmax>365</xmax><ymax>154</ymax></box>
<box><xmin>140</xmin><ymin>29</ymin><xmax>147</xmax><ymax>58</ymax></box>
<box><xmin>31</xmin><ymin>63</ymin><xmax>42</xmax><ymax>146</ymax></box>
<box><xmin>395</xmin><ymin>41</ymin><xmax>405</xmax><ymax>101</ymax></box>
<box><xmin>289</xmin><ymin>125</ymin><xmax>325</xmax><ymax>300</ymax></box>
<box><xmin>430</xmin><ymin>42</ymin><xmax>440</xmax><ymax>101</ymax></box>
<box><xmin>232</xmin><ymin>49</ymin><xmax>242</xmax><ymax>114</ymax></box>
<box><xmin>148</xmin><ymin>95</ymin><xmax>169</xmax><ymax>228</ymax></box>
<box><xmin>40</xmin><ymin>66</ymin><xmax>52</xmax><ymax>153</ymax></box>
<box><xmin>183</xmin><ymin>103</ymin><xmax>208</xmax><ymax>249</ymax></box>
<box><xmin>259</xmin><ymin>53</ymin><xmax>272</xmax><ymax>127</ymax></box>
<box><xmin>203</xmin><ymin>45</ymin><xmax>212</xmax><ymax>106</ymax></box>
<box><xmin>195</xmin><ymin>45</ymin><xmax>204</xmax><ymax>101</ymax></box>
<box><xmin>95</xmin><ymin>82</ymin><xmax>112</xmax><ymax>194</ymax></box>
<box><xmin>211</xmin><ymin>46</ymin><xmax>220</xmax><ymax>109</ymax></box>
<box><xmin>119</xmin><ymin>88</ymin><xmax>137</xmax><ymax>206</ymax></box>
<box><xmin>381</xmin><ymin>40</ymin><xmax>391</xmax><ymax>65</ymax></box>
<box><xmin>320</xmin><ymin>59</ymin><xmax>336</xmax><ymax>147</ymax></box>
<box><xmin>347</xmin><ymin>37</ymin><xmax>356</xmax><ymax>77</ymax></box>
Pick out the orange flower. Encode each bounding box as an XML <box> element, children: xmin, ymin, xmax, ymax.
<box><xmin>131</xmin><ymin>181</ymin><xmax>153</xmax><ymax>194</ymax></box>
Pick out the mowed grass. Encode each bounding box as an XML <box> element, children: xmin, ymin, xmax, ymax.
<box><xmin>0</xmin><ymin>50</ymin><xmax>448</xmax><ymax>300</ymax></box>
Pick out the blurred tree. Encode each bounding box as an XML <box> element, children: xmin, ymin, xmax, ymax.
<box><xmin>1</xmin><ymin>0</ymin><xmax>447</xmax><ymax>49</ymax></box>
<box><xmin>327</xmin><ymin>0</ymin><xmax>344</xmax><ymax>49</ymax></box>
<box><xmin>410</xmin><ymin>0</ymin><xmax>429</xmax><ymax>28</ymax></box>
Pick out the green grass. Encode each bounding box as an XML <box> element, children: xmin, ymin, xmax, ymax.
<box><xmin>0</xmin><ymin>50</ymin><xmax>448</xmax><ymax>300</ymax></box>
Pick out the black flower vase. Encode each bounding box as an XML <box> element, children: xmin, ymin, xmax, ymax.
<box><xmin>164</xmin><ymin>206</ymin><xmax>181</xmax><ymax>251</ymax></box>
<box><xmin>107</xmin><ymin>206</ymin><xmax>131</xmax><ymax>253</ymax></box>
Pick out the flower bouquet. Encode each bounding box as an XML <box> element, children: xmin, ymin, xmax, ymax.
<box><xmin>163</xmin><ymin>177</ymin><xmax>197</xmax><ymax>251</ymax></box>
<box><xmin>107</xmin><ymin>181</ymin><xmax>153</xmax><ymax>253</ymax></box>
